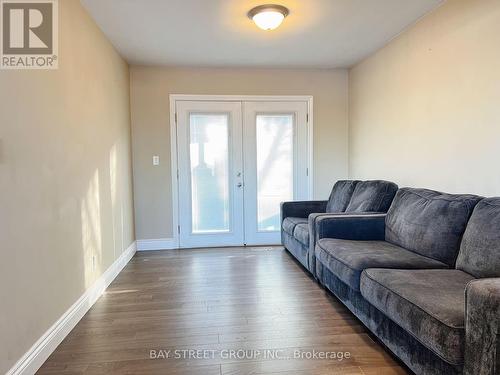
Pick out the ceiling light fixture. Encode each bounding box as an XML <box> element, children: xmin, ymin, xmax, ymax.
<box><xmin>248</xmin><ymin>4</ymin><xmax>289</xmax><ymax>31</ymax></box>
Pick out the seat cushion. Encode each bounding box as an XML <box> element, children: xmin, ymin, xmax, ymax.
<box><xmin>385</xmin><ymin>188</ymin><xmax>482</xmax><ymax>266</ymax></box>
<box><xmin>326</xmin><ymin>180</ymin><xmax>359</xmax><ymax>213</ymax></box>
<box><xmin>282</xmin><ymin>217</ymin><xmax>307</xmax><ymax>236</ymax></box>
<box><xmin>456</xmin><ymin>197</ymin><xmax>500</xmax><ymax>278</ymax></box>
<box><xmin>345</xmin><ymin>180</ymin><xmax>398</xmax><ymax>213</ymax></box>
<box><xmin>293</xmin><ymin>223</ymin><xmax>309</xmax><ymax>246</ymax></box>
<box><xmin>315</xmin><ymin>239</ymin><xmax>449</xmax><ymax>291</ymax></box>
<box><xmin>361</xmin><ymin>269</ymin><xmax>476</xmax><ymax>365</ymax></box>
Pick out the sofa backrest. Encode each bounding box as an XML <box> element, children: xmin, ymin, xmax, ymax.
<box><xmin>456</xmin><ymin>198</ymin><xmax>500</xmax><ymax>278</ymax></box>
<box><xmin>345</xmin><ymin>180</ymin><xmax>398</xmax><ymax>213</ymax></box>
<box><xmin>326</xmin><ymin>180</ymin><xmax>359</xmax><ymax>213</ymax></box>
<box><xmin>386</xmin><ymin>188</ymin><xmax>482</xmax><ymax>266</ymax></box>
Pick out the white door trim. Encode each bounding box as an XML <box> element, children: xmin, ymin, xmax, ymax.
<box><xmin>169</xmin><ymin>94</ymin><xmax>314</xmax><ymax>249</ymax></box>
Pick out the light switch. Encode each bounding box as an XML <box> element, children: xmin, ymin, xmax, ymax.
<box><xmin>152</xmin><ymin>155</ymin><xmax>160</xmax><ymax>166</ymax></box>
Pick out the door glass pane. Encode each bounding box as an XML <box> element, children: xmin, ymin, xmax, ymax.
<box><xmin>256</xmin><ymin>114</ymin><xmax>294</xmax><ymax>231</ymax></box>
<box><xmin>189</xmin><ymin>114</ymin><xmax>230</xmax><ymax>233</ymax></box>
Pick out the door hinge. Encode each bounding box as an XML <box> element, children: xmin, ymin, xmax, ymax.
<box><xmin>177</xmin><ymin>225</ymin><xmax>180</xmax><ymax>234</ymax></box>
<box><xmin>176</xmin><ymin>169</ymin><xmax>179</xmax><ymax>179</ymax></box>
<box><xmin>175</xmin><ymin>112</ymin><xmax>178</xmax><ymax>123</ymax></box>
<box><xmin>306</xmin><ymin>113</ymin><xmax>309</xmax><ymax>123</ymax></box>
<box><xmin>306</xmin><ymin>168</ymin><xmax>309</xmax><ymax>177</ymax></box>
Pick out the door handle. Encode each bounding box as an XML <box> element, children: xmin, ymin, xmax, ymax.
<box><xmin>237</xmin><ymin>182</ymin><xmax>243</xmax><ymax>188</ymax></box>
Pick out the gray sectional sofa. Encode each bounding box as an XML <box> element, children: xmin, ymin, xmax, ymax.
<box><xmin>307</xmin><ymin>187</ymin><xmax>500</xmax><ymax>375</ymax></box>
<box><xmin>280</xmin><ymin>180</ymin><xmax>398</xmax><ymax>275</ymax></box>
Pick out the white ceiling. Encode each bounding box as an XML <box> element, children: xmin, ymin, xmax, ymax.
<box><xmin>81</xmin><ymin>0</ymin><xmax>443</xmax><ymax>68</ymax></box>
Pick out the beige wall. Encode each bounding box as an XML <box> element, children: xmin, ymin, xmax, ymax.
<box><xmin>0</xmin><ymin>1</ymin><xmax>135</xmax><ymax>372</ymax></box>
<box><xmin>130</xmin><ymin>67</ymin><xmax>348</xmax><ymax>240</ymax></box>
<box><xmin>349</xmin><ymin>0</ymin><xmax>500</xmax><ymax>196</ymax></box>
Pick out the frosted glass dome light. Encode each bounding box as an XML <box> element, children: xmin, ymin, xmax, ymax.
<box><xmin>248</xmin><ymin>5</ymin><xmax>289</xmax><ymax>31</ymax></box>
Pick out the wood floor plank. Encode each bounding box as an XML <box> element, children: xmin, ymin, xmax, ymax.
<box><xmin>37</xmin><ymin>247</ymin><xmax>409</xmax><ymax>374</ymax></box>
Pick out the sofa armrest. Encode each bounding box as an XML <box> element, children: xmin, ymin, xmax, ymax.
<box><xmin>315</xmin><ymin>214</ymin><xmax>386</xmax><ymax>241</ymax></box>
<box><xmin>308</xmin><ymin>212</ymin><xmax>385</xmax><ymax>245</ymax></box>
<box><xmin>464</xmin><ymin>278</ymin><xmax>500</xmax><ymax>375</ymax></box>
<box><xmin>280</xmin><ymin>200</ymin><xmax>327</xmax><ymax>220</ymax></box>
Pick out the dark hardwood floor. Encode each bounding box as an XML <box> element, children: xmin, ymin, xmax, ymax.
<box><xmin>38</xmin><ymin>247</ymin><xmax>409</xmax><ymax>375</ymax></box>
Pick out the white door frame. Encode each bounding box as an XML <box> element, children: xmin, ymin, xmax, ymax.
<box><xmin>169</xmin><ymin>94</ymin><xmax>314</xmax><ymax>248</ymax></box>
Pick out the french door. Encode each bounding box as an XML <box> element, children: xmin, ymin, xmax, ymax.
<box><xmin>176</xmin><ymin>99</ymin><xmax>309</xmax><ymax>247</ymax></box>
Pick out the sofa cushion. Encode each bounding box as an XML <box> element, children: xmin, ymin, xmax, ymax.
<box><xmin>282</xmin><ymin>217</ymin><xmax>307</xmax><ymax>236</ymax></box>
<box><xmin>456</xmin><ymin>197</ymin><xmax>500</xmax><ymax>278</ymax></box>
<box><xmin>385</xmin><ymin>188</ymin><xmax>481</xmax><ymax>266</ymax></box>
<box><xmin>361</xmin><ymin>269</ymin><xmax>475</xmax><ymax>365</ymax></box>
<box><xmin>326</xmin><ymin>180</ymin><xmax>359</xmax><ymax>213</ymax></box>
<box><xmin>315</xmin><ymin>239</ymin><xmax>449</xmax><ymax>291</ymax></box>
<box><xmin>345</xmin><ymin>180</ymin><xmax>398</xmax><ymax>213</ymax></box>
<box><xmin>293</xmin><ymin>223</ymin><xmax>309</xmax><ymax>246</ymax></box>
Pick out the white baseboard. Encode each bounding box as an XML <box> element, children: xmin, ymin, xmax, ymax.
<box><xmin>7</xmin><ymin>241</ymin><xmax>137</xmax><ymax>375</ymax></box>
<box><xmin>136</xmin><ymin>238</ymin><xmax>178</xmax><ymax>251</ymax></box>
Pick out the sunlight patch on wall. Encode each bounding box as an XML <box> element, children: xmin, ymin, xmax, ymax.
<box><xmin>81</xmin><ymin>169</ymin><xmax>103</xmax><ymax>288</ymax></box>
<box><xmin>109</xmin><ymin>143</ymin><xmax>118</xmax><ymax>258</ymax></box>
